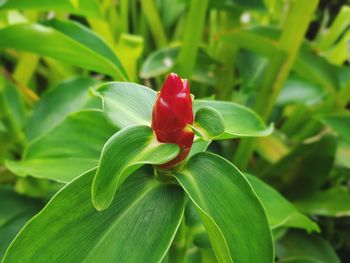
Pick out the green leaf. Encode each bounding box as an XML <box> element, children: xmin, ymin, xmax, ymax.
<box><xmin>194</xmin><ymin>100</ymin><xmax>273</xmax><ymax>139</ymax></box>
<box><xmin>0</xmin><ymin>187</ymin><xmax>41</xmax><ymax>259</ymax></box>
<box><xmin>96</xmin><ymin>82</ymin><xmax>156</xmax><ymax>128</ymax></box>
<box><xmin>295</xmin><ymin>44</ymin><xmax>340</xmax><ymax>92</ymax></box>
<box><xmin>0</xmin><ymin>0</ymin><xmax>102</xmax><ymax>18</ymax></box>
<box><xmin>262</xmin><ymin>136</ymin><xmax>337</xmax><ymax>199</ymax></box>
<box><xmin>25</xmin><ymin>77</ymin><xmax>99</xmax><ymax>141</ymax></box>
<box><xmin>277</xmin><ymin>76</ymin><xmax>325</xmax><ymax>106</ymax></box>
<box><xmin>96</xmin><ymin>82</ymin><xmax>272</xmax><ymax>139</ymax></box>
<box><xmin>245</xmin><ymin>174</ymin><xmax>319</xmax><ymax>232</ymax></box>
<box><xmin>1</xmin><ymin>77</ymin><xmax>26</xmax><ymax>129</ymax></box>
<box><xmin>92</xmin><ymin>125</ymin><xmax>179</xmax><ymax>211</ymax></box>
<box><xmin>321</xmin><ymin>112</ymin><xmax>350</xmax><ymax>144</ymax></box>
<box><xmin>173</xmin><ymin>152</ymin><xmax>274</xmax><ymax>263</ymax></box>
<box><xmin>140</xmin><ymin>47</ymin><xmax>218</xmax><ymax>86</ymax></box>
<box><xmin>193</xmin><ymin>106</ymin><xmax>225</xmax><ymax>140</ymax></box>
<box><xmin>276</xmin><ymin>231</ymin><xmax>340</xmax><ymax>263</ymax></box>
<box><xmin>294</xmin><ymin>187</ymin><xmax>350</xmax><ymax>217</ymax></box>
<box><xmin>7</xmin><ymin>110</ymin><xmax>116</xmax><ymax>182</ymax></box>
<box><xmin>3</xmin><ymin>169</ymin><xmax>186</xmax><ymax>263</ymax></box>
<box><xmin>0</xmin><ymin>19</ymin><xmax>128</xmax><ymax>80</ymax></box>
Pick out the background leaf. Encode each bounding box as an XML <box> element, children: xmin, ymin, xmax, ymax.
<box><xmin>246</xmin><ymin>174</ymin><xmax>319</xmax><ymax>232</ymax></box>
<box><xmin>3</xmin><ymin>169</ymin><xmax>186</xmax><ymax>263</ymax></box>
<box><xmin>0</xmin><ymin>187</ymin><xmax>41</xmax><ymax>259</ymax></box>
<box><xmin>321</xmin><ymin>112</ymin><xmax>350</xmax><ymax>144</ymax></box>
<box><xmin>294</xmin><ymin>187</ymin><xmax>350</xmax><ymax>217</ymax></box>
<box><xmin>262</xmin><ymin>136</ymin><xmax>337</xmax><ymax>199</ymax></box>
<box><xmin>25</xmin><ymin>77</ymin><xmax>99</xmax><ymax>141</ymax></box>
<box><xmin>7</xmin><ymin>110</ymin><xmax>116</xmax><ymax>182</ymax></box>
<box><xmin>0</xmin><ymin>19</ymin><xmax>128</xmax><ymax>80</ymax></box>
<box><xmin>276</xmin><ymin>230</ymin><xmax>340</xmax><ymax>263</ymax></box>
<box><xmin>0</xmin><ymin>0</ymin><xmax>102</xmax><ymax>18</ymax></box>
<box><xmin>173</xmin><ymin>152</ymin><xmax>274</xmax><ymax>263</ymax></box>
<box><xmin>92</xmin><ymin>125</ymin><xmax>179</xmax><ymax>210</ymax></box>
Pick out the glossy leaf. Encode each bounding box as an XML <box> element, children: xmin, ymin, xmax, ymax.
<box><xmin>92</xmin><ymin>125</ymin><xmax>179</xmax><ymax>211</ymax></box>
<box><xmin>0</xmin><ymin>0</ymin><xmax>102</xmax><ymax>18</ymax></box>
<box><xmin>276</xmin><ymin>231</ymin><xmax>340</xmax><ymax>263</ymax></box>
<box><xmin>294</xmin><ymin>187</ymin><xmax>350</xmax><ymax>217</ymax></box>
<box><xmin>193</xmin><ymin>106</ymin><xmax>225</xmax><ymax>140</ymax></box>
<box><xmin>140</xmin><ymin>47</ymin><xmax>218</xmax><ymax>86</ymax></box>
<box><xmin>25</xmin><ymin>77</ymin><xmax>99</xmax><ymax>141</ymax></box>
<box><xmin>173</xmin><ymin>152</ymin><xmax>274</xmax><ymax>263</ymax></box>
<box><xmin>245</xmin><ymin>174</ymin><xmax>319</xmax><ymax>232</ymax></box>
<box><xmin>3</xmin><ymin>169</ymin><xmax>186</xmax><ymax>263</ymax></box>
<box><xmin>7</xmin><ymin>110</ymin><xmax>116</xmax><ymax>182</ymax></box>
<box><xmin>96</xmin><ymin>82</ymin><xmax>156</xmax><ymax>128</ymax></box>
<box><xmin>194</xmin><ymin>100</ymin><xmax>273</xmax><ymax>139</ymax></box>
<box><xmin>0</xmin><ymin>187</ymin><xmax>41</xmax><ymax>259</ymax></box>
<box><xmin>321</xmin><ymin>112</ymin><xmax>350</xmax><ymax>144</ymax></box>
<box><xmin>262</xmin><ymin>136</ymin><xmax>337</xmax><ymax>199</ymax></box>
<box><xmin>277</xmin><ymin>76</ymin><xmax>325</xmax><ymax>106</ymax></box>
<box><xmin>0</xmin><ymin>19</ymin><xmax>128</xmax><ymax>80</ymax></box>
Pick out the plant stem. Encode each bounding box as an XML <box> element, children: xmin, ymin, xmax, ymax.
<box><xmin>140</xmin><ymin>0</ymin><xmax>167</xmax><ymax>48</ymax></box>
<box><xmin>174</xmin><ymin>0</ymin><xmax>209</xmax><ymax>78</ymax></box>
<box><xmin>233</xmin><ymin>0</ymin><xmax>319</xmax><ymax>170</ymax></box>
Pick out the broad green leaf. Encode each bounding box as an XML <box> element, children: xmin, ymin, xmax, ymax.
<box><xmin>96</xmin><ymin>82</ymin><xmax>156</xmax><ymax>128</ymax></box>
<box><xmin>193</xmin><ymin>107</ymin><xmax>225</xmax><ymax>140</ymax></box>
<box><xmin>294</xmin><ymin>187</ymin><xmax>350</xmax><ymax>217</ymax></box>
<box><xmin>245</xmin><ymin>174</ymin><xmax>319</xmax><ymax>232</ymax></box>
<box><xmin>321</xmin><ymin>112</ymin><xmax>350</xmax><ymax>144</ymax></box>
<box><xmin>173</xmin><ymin>152</ymin><xmax>274</xmax><ymax>263</ymax></box>
<box><xmin>140</xmin><ymin>47</ymin><xmax>218</xmax><ymax>86</ymax></box>
<box><xmin>97</xmin><ymin>82</ymin><xmax>272</xmax><ymax>139</ymax></box>
<box><xmin>0</xmin><ymin>0</ymin><xmax>102</xmax><ymax>18</ymax></box>
<box><xmin>262</xmin><ymin>136</ymin><xmax>337</xmax><ymax>199</ymax></box>
<box><xmin>92</xmin><ymin>125</ymin><xmax>179</xmax><ymax>210</ymax></box>
<box><xmin>276</xmin><ymin>231</ymin><xmax>340</xmax><ymax>263</ymax></box>
<box><xmin>25</xmin><ymin>77</ymin><xmax>99</xmax><ymax>141</ymax></box>
<box><xmin>221</xmin><ymin>30</ymin><xmax>278</xmax><ymax>58</ymax></box>
<box><xmin>194</xmin><ymin>100</ymin><xmax>273</xmax><ymax>139</ymax></box>
<box><xmin>140</xmin><ymin>47</ymin><xmax>178</xmax><ymax>78</ymax></box>
<box><xmin>0</xmin><ymin>19</ymin><xmax>128</xmax><ymax>80</ymax></box>
<box><xmin>295</xmin><ymin>44</ymin><xmax>340</xmax><ymax>92</ymax></box>
<box><xmin>3</xmin><ymin>169</ymin><xmax>186</xmax><ymax>263</ymax></box>
<box><xmin>7</xmin><ymin>110</ymin><xmax>116</xmax><ymax>182</ymax></box>
<box><xmin>277</xmin><ymin>76</ymin><xmax>325</xmax><ymax>106</ymax></box>
<box><xmin>0</xmin><ymin>187</ymin><xmax>41</xmax><ymax>259</ymax></box>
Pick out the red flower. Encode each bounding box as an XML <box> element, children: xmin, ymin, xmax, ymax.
<box><xmin>152</xmin><ymin>73</ymin><xmax>194</xmax><ymax>168</ymax></box>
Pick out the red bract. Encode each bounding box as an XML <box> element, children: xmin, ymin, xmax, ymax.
<box><xmin>152</xmin><ymin>73</ymin><xmax>194</xmax><ymax>169</ymax></box>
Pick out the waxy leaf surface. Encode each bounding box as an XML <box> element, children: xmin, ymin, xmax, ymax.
<box><xmin>7</xmin><ymin>110</ymin><xmax>116</xmax><ymax>182</ymax></box>
<box><xmin>92</xmin><ymin>125</ymin><xmax>179</xmax><ymax>210</ymax></box>
<box><xmin>0</xmin><ymin>19</ymin><xmax>127</xmax><ymax>80</ymax></box>
<box><xmin>173</xmin><ymin>152</ymin><xmax>274</xmax><ymax>263</ymax></box>
<box><xmin>3</xmin><ymin>169</ymin><xmax>186</xmax><ymax>263</ymax></box>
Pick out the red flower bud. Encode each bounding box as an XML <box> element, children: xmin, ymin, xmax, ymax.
<box><xmin>152</xmin><ymin>73</ymin><xmax>194</xmax><ymax>169</ymax></box>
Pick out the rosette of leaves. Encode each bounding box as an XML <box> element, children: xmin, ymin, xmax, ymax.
<box><xmin>4</xmin><ymin>80</ymin><xmax>308</xmax><ymax>263</ymax></box>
